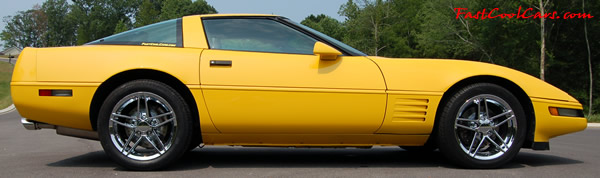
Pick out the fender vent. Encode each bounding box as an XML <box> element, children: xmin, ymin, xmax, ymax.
<box><xmin>392</xmin><ymin>98</ymin><xmax>429</xmax><ymax>122</ymax></box>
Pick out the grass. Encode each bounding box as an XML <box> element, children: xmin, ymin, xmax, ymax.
<box><xmin>0</xmin><ymin>61</ymin><xmax>14</xmax><ymax>109</ymax></box>
<box><xmin>588</xmin><ymin>114</ymin><xmax>600</xmax><ymax>123</ymax></box>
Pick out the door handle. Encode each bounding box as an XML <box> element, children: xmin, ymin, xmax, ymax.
<box><xmin>210</xmin><ymin>60</ymin><xmax>232</xmax><ymax>66</ymax></box>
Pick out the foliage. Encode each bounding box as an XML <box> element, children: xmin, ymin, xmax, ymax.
<box><xmin>301</xmin><ymin>14</ymin><xmax>344</xmax><ymax>40</ymax></box>
<box><xmin>0</xmin><ymin>62</ymin><xmax>13</xmax><ymax>109</ymax></box>
<box><xmin>159</xmin><ymin>0</ymin><xmax>216</xmax><ymax>21</ymax></box>
<box><xmin>1</xmin><ymin>0</ymin><xmax>217</xmax><ymax>47</ymax></box>
<box><xmin>587</xmin><ymin>114</ymin><xmax>600</xmax><ymax>123</ymax></box>
<box><xmin>0</xmin><ymin>6</ymin><xmax>47</xmax><ymax>48</ymax></box>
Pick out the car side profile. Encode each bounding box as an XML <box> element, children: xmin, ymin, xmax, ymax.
<box><xmin>11</xmin><ymin>14</ymin><xmax>587</xmax><ymax>170</ymax></box>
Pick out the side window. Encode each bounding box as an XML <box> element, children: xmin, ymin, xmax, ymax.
<box><xmin>87</xmin><ymin>18</ymin><xmax>182</xmax><ymax>47</ymax></box>
<box><xmin>203</xmin><ymin>18</ymin><xmax>317</xmax><ymax>54</ymax></box>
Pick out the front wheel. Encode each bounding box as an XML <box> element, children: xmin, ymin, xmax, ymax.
<box><xmin>437</xmin><ymin>83</ymin><xmax>526</xmax><ymax>168</ymax></box>
<box><xmin>98</xmin><ymin>80</ymin><xmax>193</xmax><ymax>170</ymax></box>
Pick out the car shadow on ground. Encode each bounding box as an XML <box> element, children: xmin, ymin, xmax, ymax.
<box><xmin>46</xmin><ymin>147</ymin><xmax>582</xmax><ymax>171</ymax></box>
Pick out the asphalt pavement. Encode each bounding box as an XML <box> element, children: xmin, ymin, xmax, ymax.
<box><xmin>0</xmin><ymin>57</ymin><xmax>16</xmax><ymax>64</ymax></box>
<box><xmin>1</xmin><ymin>110</ymin><xmax>599</xmax><ymax>177</ymax></box>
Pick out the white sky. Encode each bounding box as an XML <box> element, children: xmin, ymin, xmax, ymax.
<box><xmin>0</xmin><ymin>0</ymin><xmax>348</xmax><ymax>50</ymax></box>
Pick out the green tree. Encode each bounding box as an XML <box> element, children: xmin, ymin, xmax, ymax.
<box><xmin>159</xmin><ymin>0</ymin><xmax>216</xmax><ymax>21</ymax></box>
<box><xmin>114</xmin><ymin>19</ymin><xmax>130</xmax><ymax>34</ymax></box>
<box><xmin>70</xmin><ymin>0</ymin><xmax>140</xmax><ymax>44</ymax></box>
<box><xmin>301</xmin><ymin>14</ymin><xmax>344</xmax><ymax>40</ymax></box>
<box><xmin>135</xmin><ymin>0</ymin><xmax>163</xmax><ymax>27</ymax></box>
<box><xmin>0</xmin><ymin>6</ymin><xmax>47</xmax><ymax>48</ymax></box>
<box><xmin>42</xmin><ymin>0</ymin><xmax>77</xmax><ymax>46</ymax></box>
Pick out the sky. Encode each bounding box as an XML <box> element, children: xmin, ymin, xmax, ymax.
<box><xmin>0</xmin><ymin>0</ymin><xmax>348</xmax><ymax>51</ymax></box>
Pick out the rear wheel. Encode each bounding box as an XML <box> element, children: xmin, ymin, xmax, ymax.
<box><xmin>437</xmin><ymin>83</ymin><xmax>526</xmax><ymax>168</ymax></box>
<box><xmin>98</xmin><ymin>80</ymin><xmax>193</xmax><ymax>170</ymax></box>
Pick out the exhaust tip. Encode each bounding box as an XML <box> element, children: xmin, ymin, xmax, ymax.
<box><xmin>21</xmin><ymin>118</ymin><xmax>38</xmax><ymax>130</ymax></box>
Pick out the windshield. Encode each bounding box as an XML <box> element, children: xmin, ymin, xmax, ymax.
<box><xmin>284</xmin><ymin>19</ymin><xmax>366</xmax><ymax>56</ymax></box>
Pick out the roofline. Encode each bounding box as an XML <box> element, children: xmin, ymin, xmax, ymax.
<box><xmin>186</xmin><ymin>14</ymin><xmax>280</xmax><ymax>18</ymax></box>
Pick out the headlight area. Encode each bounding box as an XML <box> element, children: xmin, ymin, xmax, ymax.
<box><xmin>549</xmin><ymin>107</ymin><xmax>585</xmax><ymax>117</ymax></box>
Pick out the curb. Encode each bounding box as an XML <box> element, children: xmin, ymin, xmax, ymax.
<box><xmin>588</xmin><ymin>123</ymin><xmax>600</xmax><ymax>128</ymax></box>
<box><xmin>0</xmin><ymin>104</ymin><xmax>15</xmax><ymax>115</ymax></box>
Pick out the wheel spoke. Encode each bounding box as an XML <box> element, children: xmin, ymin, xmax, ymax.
<box><xmin>492</xmin><ymin>130</ymin><xmax>508</xmax><ymax>146</ymax></box>
<box><xmin>457</xmin><ymin>118</ymin><xmax>473</xmax><ymax>122</ymax></box>
<box><xmin>145</xmin><ymin>97</ymin><xmax>150</xmax><ymax>118</ymax></box>
<box><xmin>111</xmin><ymin>113</ymin><xmax>136</xmax><ymax>120</ymax></box>
<box><xmin>110</xmin><ymin>118</ymin><xmax>136</xmax><ymax>128</ymax></box>
<box><xmin>153</xmin><ymin>117</ymin><xmax>176</xmax><ymax>127</ymax></box>
<box><xmin>489</xmin><ymin>110</ymin><xmax>512</xmax><ymax>121</ymax></box>
<box><xmin>151</xmin><ymin>130</ymin><xmax>166</xmax><ymax>151</ymax></box>
<box><xmin>149</xmin><ymin>111</ymin><xmax>174</xmax><ymax>119</ymax></box>
<box><xmin>137</xmin><ymin>96</ymin><xmax>141</xmax><ymax>118</ymax></box>
<box><xmin>476</xmin><ymin>98</ymin><xmax>482</xmax><ymax>120</ymax></box>
<box><xmin>121</xmin><ymin>132</ymin><xmax>136</xmax><ymax>153</ymax></box>
<box><xmin>126</xmin><ymin>136</ymin><xmax>144</xmax><ymax>156</ymax></box>
<box><xmin>495</xmin><ymin>115</ymin><xmax>516</xmax><ymax>127</ymax></box>
<box><xmin>145</xmin><ymin>136</ymin><xmax>164</xmax><ymax>155</ymax></box>
<box><xmin>456</xmin><ymin>123</ymin><xmax>477</xmax><ymax>131</ymax></box>
<box><xmin>487</xmin><ymin>136</ymin><xmax>507</xmax><ymax>153</ymax></box>
<box><xmin>484</xmin><ymin>98</ymin><xmax>490</xmax><ymax>119</ymax></box>
<box><xmin>467</xmin><ymin>132</ymin><xmax>480</xmax><ymax>154</ymax></box>
<box><xmin>471</xmin><ymin>136</ymin><xmax>487</xmax><ymax>157</ymax></box>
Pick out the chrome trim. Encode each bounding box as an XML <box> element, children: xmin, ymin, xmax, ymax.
<box><xmin>21</xmin><ymin>118</ymin><xmax>55</xmax><ymax>130</ymax></box>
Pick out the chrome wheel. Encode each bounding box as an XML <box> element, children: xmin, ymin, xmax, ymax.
<box><xmin>454</xmin><ymin>94</ymin><xmax>517</xmax><ymax>161</ymax></box>
<box><xmin>109</xmin><ymin>92</ymin><xmax>177</xmax><ymax>161</ymax></box>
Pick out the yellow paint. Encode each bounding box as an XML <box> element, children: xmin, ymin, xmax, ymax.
<box><xmin>200</xmin><ymin>48</ymin><xmax>386</xmax><ymax>134</ymax></box>
<box><xmin>313</xmin><ymin>41</ymin><xmax>342</xmax><ymax>60</ymax></box>
<box><xmin>11</xmin><ymin>47</ymin><xmax>37</xmax><ymax>81</ymax></box>
<box><xmin>531</xmin><ymin>98</ymin><xmax>587</xmax><ymax>142</ymax></box>
<box><xmin>11</xmin><ymin>83</ymin><xmax>98</xmax><ymax>130</ymax></box>
<box><xmin>188</xmin><ymin>86</ymin><xmax>219</xmax><ymax>133</ymax></box>
<box><xmin>182</xmin><ymin>16</ymin><xmax>208</xmax><ymax>49</ymax></box>
<box><xmin>202</xmin><ymin>88</ymin><xmax>386</xmax><ymax>134</ymax></box>
<box><xmin>35</xmin><ymin>45</ymin><xmax>201</xmax><ymax>85</ymax></box>
<box><xmin>376</xmin><ymin>92</ymin><xmax>443</xmax><ymax>134</ymax></box>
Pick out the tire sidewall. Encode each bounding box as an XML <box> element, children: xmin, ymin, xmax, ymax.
<box><xmin>97</xmin><ymin>80</ymin><xmax>192</xmax><ymax>170</ymax></box>
<box><xmin>437</xmin><ymin>83</ymin><xmax>526</xmax><ymax>168</ymax></box>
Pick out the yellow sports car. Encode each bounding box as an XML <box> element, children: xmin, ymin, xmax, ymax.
<box><xmin>11</xmin><ymin>14</ymin><xmax>586</xmax><ymax>170</ymax></box>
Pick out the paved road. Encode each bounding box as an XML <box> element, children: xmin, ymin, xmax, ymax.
<box><xmin>1</xmin><ymin>110</ymin><xmax>598</xmax><ymax>177</ymax></box>
<box><xmin>0</xmin><ymin>57</ymin><xmax>16</xmax><ymax>64</ymax></box>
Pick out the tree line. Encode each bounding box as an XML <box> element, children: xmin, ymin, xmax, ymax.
<box><xmin>0</xmin><ymin>0</ymin><xmax>216</xmax><ymax>48</ymax></box>
<box><xmin>1</xmin><ymin>0</ymin><xmax>597</xmax><ymax>116</ymax></box>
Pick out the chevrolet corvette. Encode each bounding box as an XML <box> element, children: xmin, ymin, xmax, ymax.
<box><xmin>11</xmin><ymin>14</ymin><xmax>587</xmax><ymax>170</ymax></box>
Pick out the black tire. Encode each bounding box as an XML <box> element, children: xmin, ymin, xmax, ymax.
<box><xmin>436</xmin><ymin>83</ymin><xmax>526</xmax><ymax>168</ymax></box>
<box><xmin>98</xmin><ymin>80</ymin><xmax>193</xmax><ymax>170</ymax></box>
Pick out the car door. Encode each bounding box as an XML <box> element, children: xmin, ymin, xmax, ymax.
<box><xmin>200</xmin><ymin>17</ymin><xmax>387</xmax><ymax>134</ymax></box>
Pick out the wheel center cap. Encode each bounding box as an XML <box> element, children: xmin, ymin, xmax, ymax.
<box><xmin>478</xmin><ymin>126</ymin><xmax>493</xmax><ymax>133</ymax></box>
<box><xmin>136</xmin><ymin>122</ymin><xmax>152</xmax><ymax>132</ymax></box>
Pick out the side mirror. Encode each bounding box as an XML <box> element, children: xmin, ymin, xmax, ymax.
<box><xmin>313</xmin><ymin>42</ymin><xmax>341</xmax><ymax>60</ymax></box>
